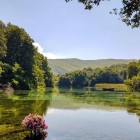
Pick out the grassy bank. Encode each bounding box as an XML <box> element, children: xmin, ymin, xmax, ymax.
<box><xmin>95</xmin><ymin>84</ymin><xmax>127</xmax><ymax>92</ymax></box>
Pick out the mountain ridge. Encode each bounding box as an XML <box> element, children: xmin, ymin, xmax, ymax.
<box><xmin>48</xmin><ymin>58</ymin><xmax>137</xmax><ymax>74</ymax></box>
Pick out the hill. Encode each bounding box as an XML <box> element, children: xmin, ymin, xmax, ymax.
<box><xmin>48</xmin><ymin>58</ymin><xmax>136</xmax><ymax>74</ymax></box>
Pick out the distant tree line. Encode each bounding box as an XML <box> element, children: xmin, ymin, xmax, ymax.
<box><xmin>0</xmin><ymin>20</ymin><xmax>54</xmax><ymax>89</ymax></box>
<box><xmin>58</xmin><ymin>64</ymin><xmax>127</xmax><ymax>87</ymax></box>
<box><xmin>58</xmin><ymin>61</ymin><xmax>140</xmax><ymax>92</ymax></box>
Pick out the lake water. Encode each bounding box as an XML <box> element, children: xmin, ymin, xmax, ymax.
<box><xmin>0</xmin><ymin>87</ymin><xmax>140</xmax><ymax>140</ymax></box>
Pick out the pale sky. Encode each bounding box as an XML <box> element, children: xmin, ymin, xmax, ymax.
<box><xmin>0</xmin><ymin>0</ymin><xmax>140</xmax><ymax>60</ymax></box>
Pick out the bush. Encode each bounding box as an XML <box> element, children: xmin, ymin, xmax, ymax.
<box><xmin>125</xmin><ymin>76</ymin><xmax>140</xmax><ymax>92</ymax></box>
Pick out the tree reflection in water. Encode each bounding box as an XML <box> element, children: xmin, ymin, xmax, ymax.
<box><xmin>0</xmin><ymin>88</ymin><xmax>51</xmax><ymax>140</ymax></box>
<box><xmin>1</xmin><ymin>87</ymin><xmax>140</xmax><ymax>139</ymax></box>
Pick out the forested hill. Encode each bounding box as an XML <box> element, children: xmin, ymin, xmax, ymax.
<box><xmin>48</xmin><ymin>58</ymin><xmax>136</xmax><ymax>74</ymax></box>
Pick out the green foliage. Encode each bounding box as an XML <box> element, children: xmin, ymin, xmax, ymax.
<box><xmin>66</xmin><ymin>0</ymin><xmax>140</xmax><ymax>28</ymax></box>
<box><xmin>0</xmin><ymin>62</ymin><xmax>13</xmax><ymax>84</ymax></box>
<box><xmin>127</xmin><ymin>61</ymin><xmax>139</xmax><ymax>79</ymax></box>
<box><xmin>0</xmin><ymin>21</ymin><xmax>7</xmax><ymax>60</ymax></box>
<box><xmin>42</xmin><ymin>57</ymin><xmax>54</xmax><ymax>87</ymax></box>
<box><xmin>65</xmin><ymin>0</ymin><xmax>105</xmax><ymax>10</ymax></box>
<box><xmin>11</xmin><ymin>63</ymin><xmax>28</xmax><ymax>89</ymax></box>
<box><xmin>58</xmin><ymin>75</ymin><xmax>72</xmax><ymax>87</ymax></box>
<box><xmin>125</xmin><ymin>76</ymin><xmax>140</xmax><ymax>92</ymax></box>
<box><xmin>0</xmin><ymin>20</ymin><xmax>6</xmax><ymax>29</ymax></box>
<box><xmin>119</xmin><ymin>0</ymin><xmax>140</xmax><ymax>28</ymax></box>
<box><xmin>32</xmin><ymin>65</ymin><xmax>45</xmax><ymax>88</ymax></box>
<box><xmin>4</xmin><ymin>24</ymin><xmax>35</xmax><ymax>70</ymax></box>
<box><xmin>95</xmin><ymin>68</ymin><xmax>124</xmax><ymax>83</ymax></box>
<box><xmin>125</xmin><ymin>61</ymin><xmax>140</xmax><ymax>92</ymax></box>
<box><xmin>0</xmin><ymin>67</ymin><xmax>2</xmax><ymax>75</ymax></box>
<box><xmin>0</xmin><ymin>20</ymin><xmax>54</xmax><ymax>89</ymax></box>
<box><xmin>58</xmin><ymin>64</ymin><xmax>127</xmax><ymax>87</ymax></box>
<box><xmin>72</xmin><ymin>71</ymin><xmax>87</xmax><ymax>87</ymax></box>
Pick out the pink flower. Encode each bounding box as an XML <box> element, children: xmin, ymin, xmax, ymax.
<box><xmin>21</xmin><ymin>113</ymin><xmax>48</xmax><ymax>132</ymax></box>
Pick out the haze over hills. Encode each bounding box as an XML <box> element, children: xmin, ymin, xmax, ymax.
<box><xmin>48</xmin><ymin>58</ymin><xmax>136</xmax><ymax>74</ymax></box>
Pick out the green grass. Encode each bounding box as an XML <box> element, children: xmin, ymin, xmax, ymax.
<box><xmin>95</xmin><ymin>83</ymin><xmax>127</xmax><ymax>91</ymax></box>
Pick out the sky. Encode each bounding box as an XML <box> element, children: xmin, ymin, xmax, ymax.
<box><xmin>0</xmin><ymin>0</ymin><xmax>140</xmax><ymax>60</ymax></box>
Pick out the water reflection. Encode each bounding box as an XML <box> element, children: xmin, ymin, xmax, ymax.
<box><xmin>23</xmin><ymin>131</ymin><xmax>48</xmax><ymax>140</ymax></box>
<box><xmin>0</xmin><ymin>89</ymin><xmax>51</xmax><ymax>140</ymax></box>
<box><xmin>0</xmin><ymin>87</ymin><xmax>140</xmax><ymax>139</ymax></box>
<box><xmin>57</xmin><ymin>87</ymin><xmax>140</xmax><ymax>117</ymax></box>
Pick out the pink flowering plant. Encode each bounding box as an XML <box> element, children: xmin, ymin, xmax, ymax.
<box><xmin>22</xmin><ymin>113</ymin><xmax>48</xmax><ymax>136</ymax></box>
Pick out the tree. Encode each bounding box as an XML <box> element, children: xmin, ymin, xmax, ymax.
<box><xmin>0</xmin><ymin>21</ymin><xmax>6</xmax><ymax>60</ymax></box>
<box><xmin>66</xmin><ymin>0</ymin><xmax>140</xmax><ymax>28</ymax></box>
<box><xmin>127</xmin><ymin>62</ymin><xmax>139</xmax><ymax>79</ymax></box>
<box><xmin>72</xmin><ymin>71</ymin><xmax>87</xmax><ymax>87</ymax></box>
<box><xmin>4</xmin><ymin>24</ymin><xmax>35</xmax><ymax>71</ymax></box>
<box><xmin>32</xmin><ymin>65</ymin><xmax>45</xmax><ymax>88</ymax></box>
<box><xmin>58</xmin><ymin>64</ymin><xmax>127</xmax><ymax>87</ymax></box>
<box><xmin>58</xmin><ymin>75</ymin><xmax>72</xmax><ymax>87</ymax></box>
<box><xmin>125</xmin><ymin>76</ymin><xmax>140</xmax><ymax>92</ymax></box>
<box><xmin>0</xmin><ymin>21</ymin><xmax>54</xmax><ymax>89</ymax></box>
<box><xmin>42</xmin><ymin>57</ymin><xmax>54</xmax><ymax>87</ymax></box>
<box><xmin>33</xmin><ymin>52</ymin><xmax>54</xmax><ymax>87</ymax></box>
<box><xmin>0</xmin><ymin>62</ymin><xmax>13</xmax><ymax>84</ymax></box>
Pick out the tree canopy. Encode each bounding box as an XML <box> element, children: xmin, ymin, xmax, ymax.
<box><xmin>66</xmin><ymin>0</ymin><xmax>140</xmax><ymax>28</ymax></box>
<box><xmin>58</xmin><ymin>60</ymin><xmax>140</xmax><ymax>92</ymax></box>
<box><xmin>0</xmin><ymin>20</ymin><xmax>54</xmax><ymax>89</ymax></box>
<box><xmin>58</xmin><ymin>64</ymin><xmax>127</xmax><ymax>87</ymax></box>
<box><xmin>0</xmin><ymin>21</ymin><xmax>6</xmax><ymax>60</ymax></box>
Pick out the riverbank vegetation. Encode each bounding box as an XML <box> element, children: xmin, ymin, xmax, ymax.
<box><xmin>95</xmin><ymin>84</ymin><xmax>127</xmax><ymax>92</ymax></box>
<box><xmin>125</xmin><ymin>61</ymin><xmax>140</xmax><ymax>92</ymax></box>
<box><xmin>0</xmin><ymin>20</ymin><xmax>54</xmax><ymax>89</ymax></box>
<box><xmin>58</xmin><ymin>61</ymin><xmax>140</xmax><ymax>92</ymax></box>
<box><xmin>58</xmin><ymin>64</ymin><xmax>127</xmax><ymax>87</ymax></box>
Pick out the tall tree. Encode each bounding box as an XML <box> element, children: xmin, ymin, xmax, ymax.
<box><xmin>127</xmin><ymin>61</ymin><xmax>139</xmax><ymax>79</ymax></box>
<box><xmin>4</xmin><ymin>24</ymin><xmax>35</xmax><ymax>70</ymax></box>
<box><xmin>42</xmin><ymin>57</ymin><xmax>54</xmax><ymax>87</ymax></box>
<box><xmin>0</xmin><ymin>21</ymin><xmax>54</xmax><ymax>89</ymax></box>
<box><xmin>0</xmin><ymin>21</ymin><xmax>6</xmax><ymax>60</ymax></box>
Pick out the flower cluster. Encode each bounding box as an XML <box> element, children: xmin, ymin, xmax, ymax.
<box><xmin>22</xmin><ymin>113</ymin><xmax>48</xmax><ymax>132</ymax></box>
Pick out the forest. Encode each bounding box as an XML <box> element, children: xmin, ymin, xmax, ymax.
<box><xmin>58</xmin><ymin>61</ymin><xmax>140</xmax><ymax>92</ymax></box>
<box><xmin>0</xmin><ymin>20</ymin><xmax>54</xmax><ymax>90</ymax></box>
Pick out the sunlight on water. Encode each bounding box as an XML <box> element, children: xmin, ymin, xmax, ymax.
<box><xmin>47</xmin><ymin>108</ymin><xmax>56</xmax><ymax>114</ymax></box>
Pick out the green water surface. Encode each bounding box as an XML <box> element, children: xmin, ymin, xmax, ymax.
<box><xmin>0</xmin><ymin>87</ymin><xmax>140</xmax><ymax>140</ymax></box>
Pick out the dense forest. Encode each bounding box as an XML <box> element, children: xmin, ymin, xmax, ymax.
<box><xmin>58</xmin><ymin>64</ymin><xmax>127</xmax><ymax>87</ymax></box>
<box><xmin>58</xmin><ymin>61</ymin><xmax>140</xmax><ymax>92</ymax></box>
<box><xmin>0</xmin><ymin>20</ymin><xmax>54</xmax><ymax>89</ymax></box>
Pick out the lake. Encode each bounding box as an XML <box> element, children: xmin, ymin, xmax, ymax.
<box><xmin>0</xmin><ymin>87</ymin><xmax>140</xmax><ymax>140</ymax></box>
